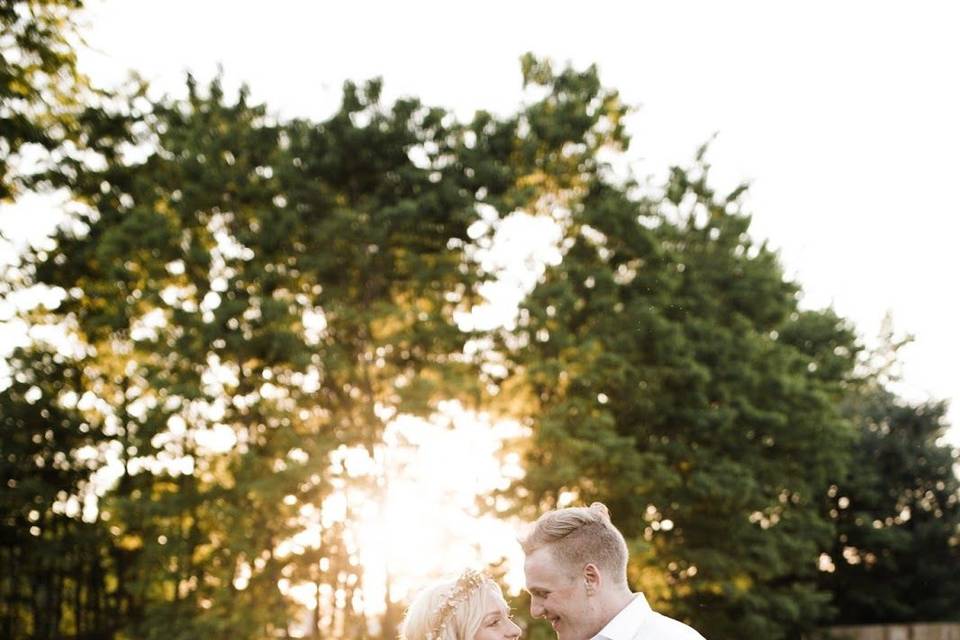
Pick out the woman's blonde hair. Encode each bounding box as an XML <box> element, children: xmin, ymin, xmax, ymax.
<box><xmin>400</xmin><ymin>570</ymin><xmax>500</xmax><ymax>640</ymax></box>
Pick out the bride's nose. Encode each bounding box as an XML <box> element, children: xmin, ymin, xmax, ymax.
<box><xmin>505</xmin><ymin>618</ymin><xmax>522</xmax><ymax>639</ymax></box>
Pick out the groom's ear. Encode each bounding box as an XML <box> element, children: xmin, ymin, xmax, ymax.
<box><xmin>583</xmin><ymin>563</ymin><xmax>601</xmax><ymax>594</ymax></box>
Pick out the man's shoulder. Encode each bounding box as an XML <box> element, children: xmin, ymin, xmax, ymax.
<box><xmin>643</xmin><ymin>611</ymin><xmax>706</xmax><ymax>639</ymax></box>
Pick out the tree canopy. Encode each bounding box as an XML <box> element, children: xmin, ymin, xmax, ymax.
<box><xmin>820</xmin><ymin>349</ymin><xmax>960</xmax><ymax>625</ymax></box>
<box><xmin>1</xmin><ymin>8</ymin><xmax>958</xmax><ymax>639</ymax></box>
<box><xmin>1</xmin><ymin>0</ymin><xmax>87</xmax><ymax>202</ymax></box>
<box><xmin>497</xmin><ymin>140</ymin><xmax>861</xmax><ymax>639</ymax></box>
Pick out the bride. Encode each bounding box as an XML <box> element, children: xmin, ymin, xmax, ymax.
<box><xmin>401</xmin><ymin>569</ymin><xmax>522</xmax><ymax>640</ymax></box>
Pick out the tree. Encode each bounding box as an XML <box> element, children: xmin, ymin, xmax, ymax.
<box><xmin>0</xmin><ymin>344</ymin><xmax>118</xmax><ymax>639</ymax></box>
<box><xmin>0</xmin><ymin>0</ymin><xmax>87</xmax><ymax>202</ymax></box>
<box><xmin>499</xmin><ymin>129</ymin><xmax>860</xmax><ymax>638</ymax></box>
<box><xmin>6</xmin><ymin>51</ymin><xmax>628</xmax><ymax>637</ymax></box>
<box><xmin>17</xmin><ymin>72</ymin><xmax>489</xmax><ymax>637</ymax></box>
<box><xmin>1</xmin><ymin>4</ymin><xmax>123</xmax><ymax>638</ymax></box>
<box><xmin>820</xmin><ymin>341</ymin><xmax>960</xmax><ymax>624</ymax></box>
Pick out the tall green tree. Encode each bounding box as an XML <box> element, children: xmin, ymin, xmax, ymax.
<box><xmin>20</xmin><ymin>73</ymin><xmax>489</xmax><ymax>638</ymax></box>
<box><xmin>6</xmin><ymin>50</ymin><xmax>629</xmax><ymax>637</ymax></box>
<box><xmin>821</xmin><ymin>383</ymin><xmax>960</xmax><ymax>624</ymax></box>
<box><xmin>499</xmin><ymin>129</ymin><xmax>860</xmax><ymax>638</ymax></box>
<box><xmin>0</xmin><ymin>343</ymin><xmax>119</xmax><ymax>639</ymax></box>
<box><xmin>1</xmin><ymin>3</ymin><xmax>124</xmax><ymax>638</ymax></box>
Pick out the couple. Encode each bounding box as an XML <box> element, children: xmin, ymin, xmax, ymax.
<box><xmin>401</xmin><ymin>502</ymin><xmax>705</xmax><ymax>640</ymax></box>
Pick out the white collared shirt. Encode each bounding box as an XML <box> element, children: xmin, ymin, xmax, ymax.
<box><xmin>592</xmin><ymin>593</ymin><xmax>706</xmax><ymax>640</ymax></box>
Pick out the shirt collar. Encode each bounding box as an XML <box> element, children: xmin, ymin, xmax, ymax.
<box><xmin>593</xmin><ymin>593</ymin><xmax>652</xmax><ymax>640</ymax></box>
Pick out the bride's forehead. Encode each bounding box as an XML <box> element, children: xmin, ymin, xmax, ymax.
<box><xmin>481</xmin><ymin>589</ymin><xmax>509</xmax><ymax>613</ymax></box>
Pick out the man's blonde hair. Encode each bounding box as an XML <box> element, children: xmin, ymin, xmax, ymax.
<box><xmin>521</xmin><ymin>502</ymin><xmax>628</xmax><ymax>584</ymax></box>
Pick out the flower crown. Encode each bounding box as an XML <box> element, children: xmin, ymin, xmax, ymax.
<box><xmin>426</xmin><ymin>569</ymin><xmax>489</xmax><ymax>640</ymax></box>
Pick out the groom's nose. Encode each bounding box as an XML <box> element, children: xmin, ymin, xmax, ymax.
<box><xmin>530</xmin><ymin>598</ymin><xmax>545</xmax><ymax>618</ymax></box>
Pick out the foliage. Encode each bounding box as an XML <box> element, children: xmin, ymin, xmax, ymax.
<box><xmin>11</xmin><ymin>73</ymin><xmax>485</xmax><ymax>638</ymax></box>
<box><xmin>2</xmin><ymin>44</ymin><xmax>628</xmax><ymax>638</ymax></box>
<box><xmin>820</xmin><ymin>376</ymin><xmax>960</xmax><ymax>623</ymax></box>
<box><xmin>0</xmin><ymin>0</ymin><xmax>87</xmax><ymax>201</ymax></box>
<box><xmin>3</xmin><ymin>18</ymin><xmax>958</xmax><ymax>638</ymax></box>
<box><xmin>499</xmin><ymin>138</ymin><xmax>862</xmax><ymax>639</ymax></box>
<box><xmin>0</xmin><ymin>344</ymin><xmax>118</xmax><ymax>638</ymax></box>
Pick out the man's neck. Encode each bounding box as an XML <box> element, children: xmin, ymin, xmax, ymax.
<box><xmin>596</xmin><ymin>585</ymin><xmax>636</xmax><ymax>628</ymax></box>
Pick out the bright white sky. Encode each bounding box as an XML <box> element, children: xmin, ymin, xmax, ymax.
<box><xmin>4</xmin><ymin>2</ymin><xmax>959</xmax><ymax>431</ymax></box>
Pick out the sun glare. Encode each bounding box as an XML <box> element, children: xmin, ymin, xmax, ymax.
<box><xmin>284</xmin><ymin>401</ymin><xmax>527</xmax><ymax>621</ymax></box>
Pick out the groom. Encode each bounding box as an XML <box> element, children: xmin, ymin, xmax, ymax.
<box><xmin>522</xmin><ymin>502</ymin><xmax>706</xmax><ymax>640</ymax></box>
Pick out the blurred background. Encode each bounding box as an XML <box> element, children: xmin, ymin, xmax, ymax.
<box><xmin>1</xmin><ymin>2</ymin><xmax>958</xmax><ymax>639</ymax></box>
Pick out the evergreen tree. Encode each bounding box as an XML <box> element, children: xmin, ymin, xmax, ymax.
<box><xmin>6</xmin><ymin>52</ymin><xmax>626</xmax><ymax>637</ymax></box>
<box><xmin>0</xmin><ymin>0</ymin><xmax>88</xmax><ymax>201</ymax></box>
<box><xmin>19</xmin><ymin>74</ymin><xmax>487</xmax><ymax>637</ymax></box>
<box><xmin>821</xmin><ymin>382</ymin><xmax>960</xmax><ymax>623</ymax></box>
<box><xmin>0</xmin><ymin>344</ymin><xmax>118</xmax><ymax>639</ymax></box>
<box><xmin>500</xmin><ymin>133</ymin><xmax>860</xmax><ymax>639</ymax></box>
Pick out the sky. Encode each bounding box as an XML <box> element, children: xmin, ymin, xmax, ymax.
<box><xmin>3</xmin><ymin>1</ymin><xmax>958</xmax><ymax>433</ymax></box>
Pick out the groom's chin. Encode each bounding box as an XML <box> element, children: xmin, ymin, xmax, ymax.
<box><xmin>554</xmin><ymin>624</ymin><xmax>584</xmax><ymax>640</ymax></box>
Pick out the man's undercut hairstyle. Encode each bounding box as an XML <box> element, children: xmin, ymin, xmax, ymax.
<box><xmin>521</xmin><ymin>501</ymin><xmax>628</xmax><ymax>584</ymax></box>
